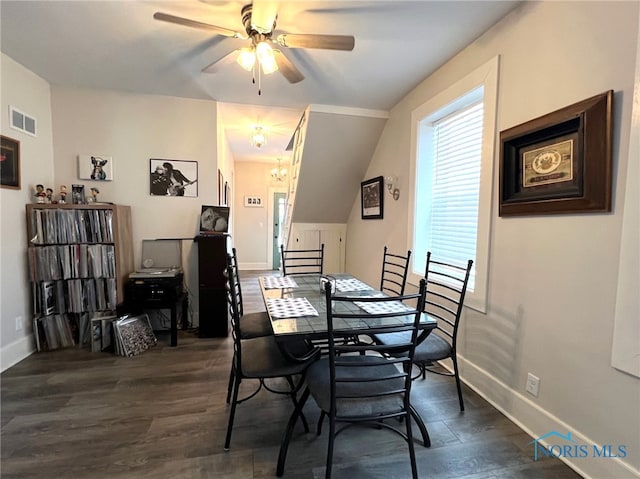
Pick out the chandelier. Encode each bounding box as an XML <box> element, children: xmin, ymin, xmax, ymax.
<box><xmin>271</xmin><ymin>158</ymin><xmax>287</xmax><ymax>182</ymax></box>
<box><xmin>251</xmin><ymin>126</ymin><xmax>266</xmax><ymax>148</ymax></box>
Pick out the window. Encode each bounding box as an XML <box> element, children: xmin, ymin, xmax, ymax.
<box><xmin>408</xmin><ymin>57</ymin><xmax>499</xmax><ymax>313</ymax></box>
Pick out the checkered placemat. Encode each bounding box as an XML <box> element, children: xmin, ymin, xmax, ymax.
<box><xmin>261</xmin><ymin>276</ymin><xmax>298</xmax><ymax>289</ymax></box>
<box><xmin>266</xmin><ymin>297</ymin><xmax>319</xmax><ymax>319</ymax></box>
<box><xmin>335</xmin><ymin>278</ymin><xmax>374</xmax><ymax>292</ymax></box>
<box><xmin>354</xmin><ymin>300</ymin><xmax>413</xmax><ymax>315</ymax></box>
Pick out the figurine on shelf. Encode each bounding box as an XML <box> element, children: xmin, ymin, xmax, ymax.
<box><xmin>46</xmin><ymin>188</ymin><xmax>54</xmax><ymax>204</ymax></box>
<box><xmin>59</xmin><ymin>185</ymin><xmax>67</xmax><ymax>204</ymax></box>
<box><xmin>34</xmin><ymin>184</ymin><xmax>46</xmax><ymax>203</ymax></box>
<box><xmin>89</xmin><ymin>187</ymin><xmax>100</xmax><ymax>203</ymax></box>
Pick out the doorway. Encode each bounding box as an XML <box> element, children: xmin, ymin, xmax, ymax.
<box><xmin>272</xmin><ymin>192</ymin><xmax>287</xmax><ymax>270</ymax></box>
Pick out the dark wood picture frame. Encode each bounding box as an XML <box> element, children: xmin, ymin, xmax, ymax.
<box><xmin>1</xmin><ymin>135</ymin><xmax>21</xmax><ymax>189</ymax></box>
<box><xmin>499</xmin><ymin>90</ymin><xmax>613</xmax><ymax>216</ymax></box>
<box><xmin>361</xmin><ymin>176</ymin><xmax>384</xmax><ymax>220</ymax></box>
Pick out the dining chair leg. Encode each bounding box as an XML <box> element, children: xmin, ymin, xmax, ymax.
<box><xmin>276</xmin><ymin>387</ymin><xmax>310</xmax><ymax>477</ymax></box>
<box><xmin>325</xmin><ymin>415</ymin><xmax>336</xmax><ymax>479</ymax></box>
<box><xmin>452</xmin><ymin>355</ymin><xmax>465</xmax><ymax>412</ymax></box>
<box><xmin>224</xmin><ymin>375</ymin><xmax>241</xmax><ymax>451</ymax></box>
<box><xmin>409</xmin><ymin>404</ymin><xmax>431</xmax><ymax>447</ymax></box>
<box><xmin>226</xmin><ymin>362</ymin><xmax>235</xmax><ymax>404</ymax></box>
<box><xmin>317</xmin><ymin>410</ymin><xmax>326</xmax><ymax>436</ymax></box>
<box><xmin>404</xmin><ymin>410</ymin><xmax>419</xmax><ymax>479</ymax></box>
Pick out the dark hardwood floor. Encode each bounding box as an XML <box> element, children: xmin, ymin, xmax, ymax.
<box><xmin>1</xmin><ymin>271</ymin><xmax>581</xmax><ymax>479</ymax></box>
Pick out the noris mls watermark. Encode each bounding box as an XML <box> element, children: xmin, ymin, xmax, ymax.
<box><xmin>529</xmin><ymin>431</ymin><xmax>627</xmax><ymax>461</ymax></box>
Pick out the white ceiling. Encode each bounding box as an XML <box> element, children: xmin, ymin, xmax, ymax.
<box><xmin>0</xmin><ymin>0</ymin><xmax>520</xmax><ymax>164</ymax></box>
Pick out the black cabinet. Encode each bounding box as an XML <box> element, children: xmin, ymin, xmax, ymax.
<box><xmin>194</xmin><ymin>234</ymin><xmax>230</xmax><ymax>337</ymax></box>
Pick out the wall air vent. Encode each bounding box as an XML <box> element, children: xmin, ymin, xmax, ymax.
<box><xmin>9</xmin><ymin>106</ymin><xmax>37</xmax><ymax>137</ymax></box>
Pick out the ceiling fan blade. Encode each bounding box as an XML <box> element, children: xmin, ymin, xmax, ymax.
<box><xmin>202</xmin><ymin>49</ymin><xmax>240</xmax><ymax>74</ymax></box>
<box><xmin>273</xmin><ymin>50</ymin><xmax>304</xmax><ymax>84</ymax></box>
<box><xmin>248</xmin><ymin>1</ymin><xmax>279</xmax><ymax>34</ymax></box>
<box><xmin>153</xmin><ymin>12</ymin><xmax>245</xmax><ymax>39</ymax></box>
<box><xmin>275</xmin><ymin>33</ymin><xmax>355</xmax><ymax>51</ymax></box>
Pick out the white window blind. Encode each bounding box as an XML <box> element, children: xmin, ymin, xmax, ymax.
<box><xmin>425</xmin><ymin>101</ymin><xmax>483</xmax><ymax>289</ymax></box>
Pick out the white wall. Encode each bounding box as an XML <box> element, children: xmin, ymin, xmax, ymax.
<box><xmin>346</xmin><ymin>2</ymin><xmax>640</xmax><ymax>478</ymax></box>
<box><xmin>50</xmin><ymin>86</ymin><xmax>219</xmax><ymax>327</ymax></box>
<box><xmin>233</xmin><ymin>161</ymin><xmax>286</xmax><ymax>269</ymax></box>
<box><xmin>0</xmin><ymin>53</ymin><xmax>54</xmax><ymax>369</ymax></box>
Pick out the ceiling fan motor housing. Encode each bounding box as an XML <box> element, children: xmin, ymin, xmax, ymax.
<box><xmin>241</xmin><ymin>4</ymin><xmax>277</xmax><ymax>36</ymax></box>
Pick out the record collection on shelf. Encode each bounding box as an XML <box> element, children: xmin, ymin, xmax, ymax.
<box><xmin>26</xmin><ymin>204</ymin><xmax>134</xmax><ymax>352</ymax></box>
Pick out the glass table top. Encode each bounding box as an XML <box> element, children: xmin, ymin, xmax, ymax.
<box><xmin>259</xmin><ymin>273</ymin><xmax>436</xmax><ymax>338</ymax></box>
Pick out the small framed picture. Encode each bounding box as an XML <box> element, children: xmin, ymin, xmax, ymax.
<box><xmin>71</xmin><ymin>184</ymin><xmax>86</xmax><ymax>204</ymax></box>
<box><xmin>200</xmin><ymin>205</ymin><xmax>230</xmax><ymax>234</ymax></box>
<box><xmin>78</xmin><ymin>155</ymin><xmax>113</xmax><ymax>181</ymax></box>
<box><xmin>361</xmin><ymin>176</ymin><xmax>384</xmax><ymax>220</ymax></box>
<box><xmin>1</xmin><ymin>135</ymin><xmax>20</xmax><ymax>189</ymax></box>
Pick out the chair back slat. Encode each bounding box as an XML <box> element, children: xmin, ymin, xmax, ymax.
<box><xmin>224</xmin><ymin>253</ymin><xmax>243</xmax><ymax>369</ymax></box>
<box><xmin>423</xmin><ymin>252</ymin><xmax>473</xmax><ymax>349</ymax></box>
<box><xmin>324</xmin><ymin>279</ymin><xmax>427</xmax><ymax>416</ymax></box>
<box><xmin>280</xmin><ymin>244</ymin><xmax>325</xmax><ymax>276</ymax></box>
<box><xmin>380</xmin><ymin>246</ymin><xmax>412</xmax><ymax>296</ymax></box>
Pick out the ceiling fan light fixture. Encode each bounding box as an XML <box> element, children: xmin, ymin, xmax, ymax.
<box><xmin>256</xmin><ymin>41</ymin><xmax>278</xmax><ymax>74</ymax></box>
<box><xmin>236</xmin><ymin>47</ymin><xmax>256</xmax><ymax>71</ymax></box>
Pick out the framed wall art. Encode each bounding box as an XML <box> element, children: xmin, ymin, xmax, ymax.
<box><xmin>1</xmin><ymin>135</ymin><xmax>20</xmax><ymax>189</ymax></box>
<box><xmin>149</xmin><ymin>159</ymin><xmax>198</xmax><ymax>197</ymax></box>
<box><xmin>499</xmin><ymin>90</ymin><xmax>613</xmax><ymax>216</ymax></box>
<box><xmin>78</xmin><ymin>154</ymin><xmax>113</xmax><ymax>181</ymax></box>
<box><xmin>200</xmin><ymin>205</ymin><xmax>229</xmax><ymax>234</ymax></box>
<box><xmin>361</xmin><ymin>176</ymin><xmax>384</xmax><ymax>220</ymax></box>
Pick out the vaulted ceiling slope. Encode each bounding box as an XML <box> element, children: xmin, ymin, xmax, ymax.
<box><xmin>293</xmin><ymin>111</ymin><xmax>387</xmax><ymax>223</ymax></box>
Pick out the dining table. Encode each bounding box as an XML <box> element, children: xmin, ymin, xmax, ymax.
<box><xmin>259</xmin><ymin>272</ymin><xmax>437</xmax><ymax>476</ymax></box>
<box><xmin>259</xmin><ymin>272</ymin><xmax>437</xmax><ymax>344</ymax></box>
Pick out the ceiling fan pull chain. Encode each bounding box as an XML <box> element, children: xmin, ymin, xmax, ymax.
<box><xmin>258</xmin><ymin>64</ymin><xmax>262</xmax><ymax>95</ymax></box>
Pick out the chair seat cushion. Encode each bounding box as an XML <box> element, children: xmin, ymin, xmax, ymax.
<box><xmin>374</xmin><ymin>331</ymin><xmax>452</xmax><ymax>363</ymax></box>
<box><xmin>239</xmin><ymin>311</ymin><xmax>273</xmax><ymax>339</ymax></box>
<box><xmin>306</xmin><ymin>356</ymin><xmax>405</xmax><ymax>418</ymax></box>
<box><xmin>241</xmin><ymin>336</ymin><xmax>315</xmax><ymax>379</ymax></box>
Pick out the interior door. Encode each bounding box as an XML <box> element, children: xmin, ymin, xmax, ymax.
<box><xmin>272</xmin><ymin>192</ymin><xmax>287</xmax><ymax>270</ymax></box>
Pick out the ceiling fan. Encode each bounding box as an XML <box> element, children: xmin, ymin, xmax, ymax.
<box><xmin>153</xmin><ymin>2</ymin><xmax>355</xmax><ymax>93</ymax></box>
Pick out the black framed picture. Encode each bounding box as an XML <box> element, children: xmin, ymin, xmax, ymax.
<box><xmin>200</xmin><ymin>205</ymin><xmax>229</xmax><ymax>234</ymax></box>
<box><xmin>1</xmin><ymin>135</ymin><xmax>20</xmax><ymax>189</ymax></box>
<box><xmin>71</xmin><ymin>184</ymin><xmax>86</xmax><ymax>204</ymax></box>
<box><xmin>361</xmin><ymin>176</ymin><xmax>384</xmax><ymax>220</ymax></box>
<box><xmin>150</xmin><ymin>159</ymin><xmax>198</xmax><ymax>197</ymax></box>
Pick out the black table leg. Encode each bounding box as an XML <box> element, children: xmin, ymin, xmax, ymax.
<box><xmin>171</xmin><ymin>305</ymin><xmax>177</xmax><ymax>347</ymax></box>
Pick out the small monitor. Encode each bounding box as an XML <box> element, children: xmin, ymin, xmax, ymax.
<box><xmin>200</xmin><ymin>205</ymin><xmax>229</xmax><ymax>234</ymax></box>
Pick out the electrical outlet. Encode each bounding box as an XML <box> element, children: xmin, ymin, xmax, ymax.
<box><xmin>15</xmin><ymin>316</ymin><xmax>23</xmax><ymax>332</ymax></box>
<box><xmin>526</xmin><ymin>373</ymin><xmax>540</xmax><ymax>397</ymax></box>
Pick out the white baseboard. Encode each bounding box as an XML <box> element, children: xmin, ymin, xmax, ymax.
<box><xmin>1</xmin><ymin>335</ymin><xmax>35</xmax><ymax>372</ymax></box>
<box><xmin>458</xmin><ymin>355</ymin><xmax>640</xmax><ymax>479</ymax></box>
<box><xmin>238</xmin><ymin>262</ymin><xmax>271</xmax><ymax>271</ymax></box>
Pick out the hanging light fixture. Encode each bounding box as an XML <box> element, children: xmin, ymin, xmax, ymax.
<box><xmin>251</xmin><ymin>126</ymin><xmax>266</xmax><ymax>148</ymax></box>
<box><xmin>271</xmin><ymin>158</ymin><xmax>287</xmax><ymax>182</ymax></box>
<box><xmin>236</xmin><ymin>37</ymin><xmax>279</xmax><ymax>95</ymax></box>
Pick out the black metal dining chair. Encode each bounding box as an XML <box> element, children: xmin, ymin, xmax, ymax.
<box><xmin>280</xmin><ymin>243</ymin><xmax>324</xmax><ymax>276</ymax></box>
<box><xmin>224</xmin><ymin>253</ymin><xmax>319</xmax><ymax>451</ymax></box>
<box><xmin>373</xmin><ymin>252</ymin><xmax>473</xmax><ymax>411</ymax></box>
<box><xmin>229</xmin><ymin>247</ymin><xmax>272</xmax><ymax>339</ymax></box>
<box><xmin>276</xmin><ymin>279</ymin><xmax>430</xmax><ymax>479</ymax></box>
<box><xmin>380</xmin><ymin>246</ymin><xmax>412</xmax><ymax>295</ymax></box>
